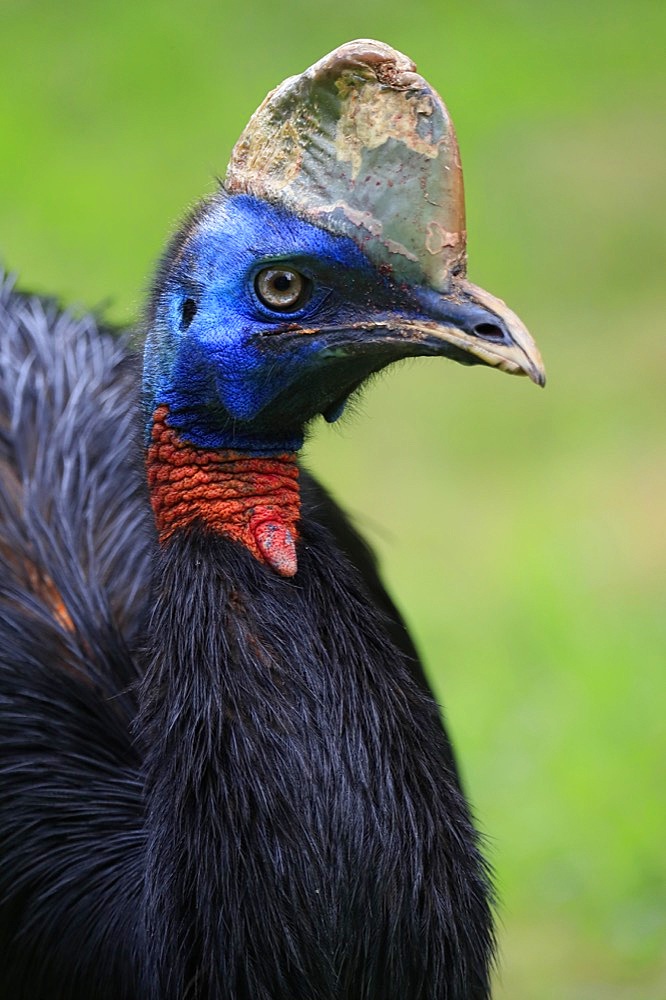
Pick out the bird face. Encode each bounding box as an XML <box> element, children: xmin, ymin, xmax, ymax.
<box><xmin>143</xmin><ymin>191</ymin><xmax>544</xmax><ymax>453</ymax></box>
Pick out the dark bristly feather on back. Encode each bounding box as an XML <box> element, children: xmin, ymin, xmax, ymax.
<box><xmin>0</xmin><ymin>274</ymin><xmax>149</xmax><ymax>997</ymax></box>
<box><xmin>0</xmin><ymin>274</ymin><xmax>153</xmax><ymax>651</ymax></box>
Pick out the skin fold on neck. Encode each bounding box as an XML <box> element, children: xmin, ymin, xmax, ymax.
<box><xmin>146</xmin><ymin>404</ymin><xmax>301</xmax><ymax>577</ymax></box>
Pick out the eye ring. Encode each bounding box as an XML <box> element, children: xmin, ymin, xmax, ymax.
<box><xmin>255</xmin><ymin>267</ymin><xmax>312</xmax><ymax>313</ymax></box>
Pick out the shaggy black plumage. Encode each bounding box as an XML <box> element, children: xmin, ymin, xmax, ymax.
<box><xmin>0</xmin><ymin>274</ymin><xmax>493</xmax><ymax>998</ymax></box>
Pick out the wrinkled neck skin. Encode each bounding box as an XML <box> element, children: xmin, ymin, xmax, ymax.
<box><xmin>146</xmin><ymin>405</ymin><xmax>303</xmax><ymax>576</ymax></box>
<box><xmin>137</xmin><ymin>526</ymin><xmax>494</xmax><ymax>1000</ymax></box>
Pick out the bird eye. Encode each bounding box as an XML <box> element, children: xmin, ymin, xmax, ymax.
<box><xmin>255</xmin><ymin>268</ymin><xmax>311</xmax><ymax>312</ymax></box>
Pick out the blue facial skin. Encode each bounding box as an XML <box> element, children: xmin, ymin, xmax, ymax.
<box><xmin>143</xmin><ymin>193</ymin><xmax>413</xmax><ymax>453</ymax></box>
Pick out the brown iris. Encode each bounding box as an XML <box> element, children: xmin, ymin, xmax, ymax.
<box><xmin>255</xmin><ymin>267</ymin><xmax>311</xmax><ymax>312</ymax></box>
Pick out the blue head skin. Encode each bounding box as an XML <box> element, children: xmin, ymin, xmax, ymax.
<box><xmin>144</xmin><ymin>193</ymin><xmax>406</xmax><ymax>452</ymax></box>
<box><xmin>144</xmin><ymin>192</ymin><xmax>543</xmax><ymax>454</ymax></box>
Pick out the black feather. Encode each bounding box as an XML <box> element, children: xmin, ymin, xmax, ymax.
<box><xmin>0</xmin><ymin>275</ymin><xmax>494</xmax><ymax>998</ymax></box>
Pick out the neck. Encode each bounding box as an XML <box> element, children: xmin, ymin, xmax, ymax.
<box><xmin>146</xmin><ymin>404</ymin><xmax>301</xmax><ymax>576</ymax></box>
<box><xmin>137</xmin><ymin>531</ymin><xmax>349</xmax><ymax>996</ymax></box>
<box><xmin>137</xmin><ymin>528</ymin><xmax>493</xmax><ymax>998</ymax></box>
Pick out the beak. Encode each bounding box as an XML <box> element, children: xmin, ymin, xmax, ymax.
<box><xmin>398</xmin><ymin>278</ymin><xmax>546</xmax><ymax>386</ymax></box>
<box><xmin>254</xmin><ymin>273</ymin><xmax>545</xmax><ymax>431</ymax></box>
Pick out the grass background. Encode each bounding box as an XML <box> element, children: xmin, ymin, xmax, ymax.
<box><xmin>1</xmin><ymin>0</ymin><xmax>664</xmax><ymax>995</ymax></box>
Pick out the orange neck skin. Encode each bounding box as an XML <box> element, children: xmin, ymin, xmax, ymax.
<box><xmin>147</xmin><ymin>405</ymin><xmax>301</xmax><ymax>577</ymax></box>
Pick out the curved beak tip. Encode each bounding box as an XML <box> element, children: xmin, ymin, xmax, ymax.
<box><xmin>532</xmin><ymin>367</ymin><xmax>547</xmax><ymax>388</ymax></box>
<box><xmin>517</xmin><ymin>350</ymin><xmax>546</xmax><ymax>387</ymax></box>
<box><xmin>458</xmin><ymin>280</ymin><xmax>546</xmax><ymax>389</ymax></box>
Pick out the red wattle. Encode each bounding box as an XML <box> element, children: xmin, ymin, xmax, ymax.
<box><xmin>147</xmin><ymin>405</ymin><xmax>300</xmax><ymax>577</ymax></box>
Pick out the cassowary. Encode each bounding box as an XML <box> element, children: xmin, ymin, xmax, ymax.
<box><xmin>0</xmin><ymin>40</ymin><xmax>544</xmax><ymax>1000</ymax></box>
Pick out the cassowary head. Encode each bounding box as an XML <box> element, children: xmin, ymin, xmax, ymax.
<box><xmin>143</xmin><ymin>40</ymin><xmax>545</xmax><ymax>454</ymax></box>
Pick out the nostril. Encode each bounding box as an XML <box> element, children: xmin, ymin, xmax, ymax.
<box><xmin>474</xmin><ymin>321</ymin><xmax>505</xmax><ymax>340</ymax></box>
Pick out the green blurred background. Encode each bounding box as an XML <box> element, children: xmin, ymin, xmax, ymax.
<box><xmin>1</xmin><ymin>0</ymin><xmax>664</xmax><ymax>995</ymax></box>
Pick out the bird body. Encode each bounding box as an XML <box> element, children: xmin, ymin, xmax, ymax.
<box><xmin>0</xmin><ymin>40</ymin><xmax>544</xmax><ymax>1000</ymax></box>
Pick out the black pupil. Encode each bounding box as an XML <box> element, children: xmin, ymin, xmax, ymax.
<box><xmin>273</xmin><ymin>274</ymin><xmax>292</xmax><ymax>292</ymax></box>
<box><xmin>180</xmin><ymin>297</ymin><xmax>197</xmax><ymax>330</ymax></box>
